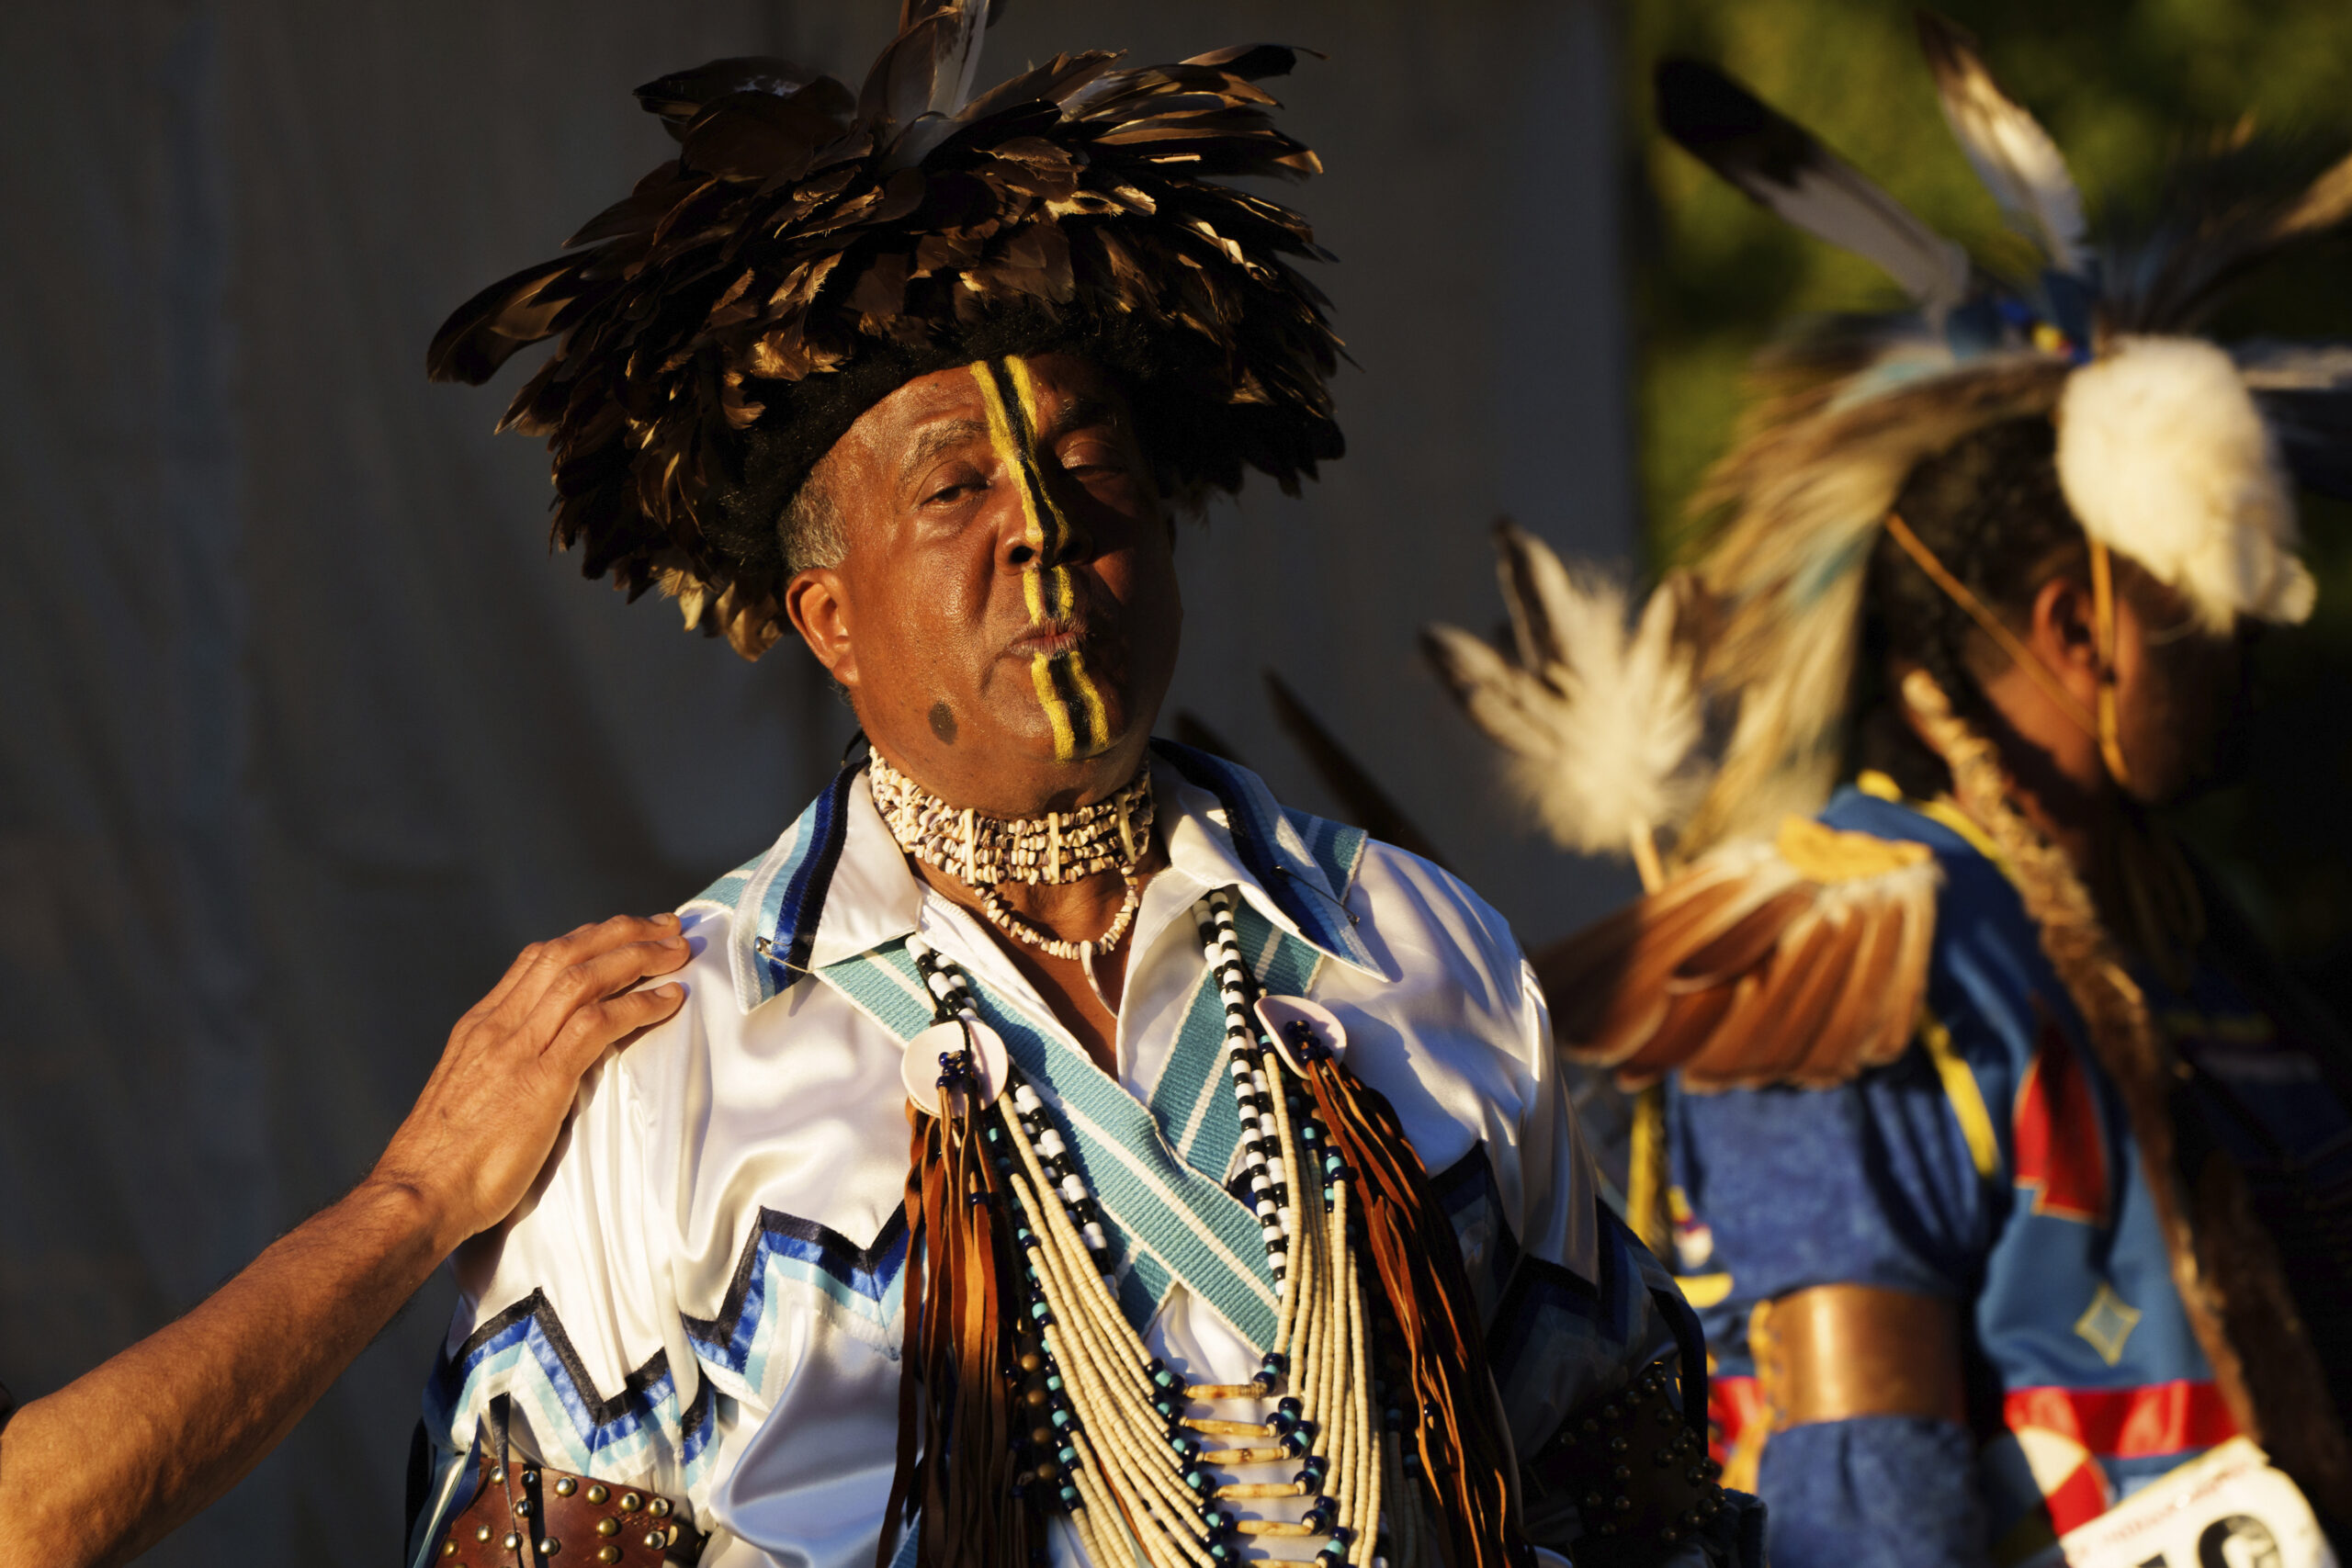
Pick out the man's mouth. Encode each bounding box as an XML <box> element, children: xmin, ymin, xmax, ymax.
<box><xmin>1011</xmin><ymin>621</ymin><xmax>1088</xmax><ymax>658</ymax></box>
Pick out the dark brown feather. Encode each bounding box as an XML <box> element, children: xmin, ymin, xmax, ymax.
<box><xmin>428</xmin><ymin>19</ymin><xmax>1340</xmax><ymax>660</ymax></box>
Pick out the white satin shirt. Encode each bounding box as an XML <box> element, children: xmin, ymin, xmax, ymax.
<box><xmin>406</xmin><ymin>745</ymin><xmax>1680</xmax><ymax>1568</ymax></box>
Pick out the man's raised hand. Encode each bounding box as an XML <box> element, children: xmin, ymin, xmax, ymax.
<box><xmin>368</xmin><ymin>913</ymin><xmax>692</xmax><ymax>1255</ymax></box>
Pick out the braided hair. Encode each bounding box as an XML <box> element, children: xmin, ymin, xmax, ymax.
<box><xmin>1853</xmin><ymin>415</ymin><xmax>2088</xmax><ymax>797</ymax></box>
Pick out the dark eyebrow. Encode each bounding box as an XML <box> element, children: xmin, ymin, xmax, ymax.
<box><xmin>896</xmin><ymin>417</ymin><xmax>992</xmax><ymax>492</ymax></box>
<box><xmin>1037</xmin><ymin>395</ymin><xmax>1125</xmax><ymax>445</ymax></box>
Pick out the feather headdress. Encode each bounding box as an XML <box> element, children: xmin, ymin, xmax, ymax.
<box><xmin>1429</xmin><ymin>14</ymin><xmax>2352</xmax><ymax>1100</ymax></box>
<box><xmin>1665</xmin><ymin>11</ymin><xmax>2352</xmax><ymax>851</ymax></box>
<box><xmin>429</xmin><ymin>0</ymin><xmax>1341</xmax><ymax>658</ymax></box>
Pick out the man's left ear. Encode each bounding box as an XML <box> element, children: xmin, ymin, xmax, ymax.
<box><xmin>785</xmin><ymin>569</ymin><xmax>859</xmax><ymax>689</ymax></box>
<box><xmin>2032</xmin><ymin>574</ymin><xmax>2098</xmax><ymax>670</ymax></box>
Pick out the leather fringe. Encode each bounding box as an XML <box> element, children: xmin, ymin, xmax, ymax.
<box><xmin>1303</xmin><ymin>1052</ymin><xmax>1531</xmax><ymax>1568</ymax></box>
<box><xmin>879</xmin><ymin>1100</ymin><xmax>1035</xmax><ymax>1568</ymax></box>
<box><xmin>1902</xmin><ymin>670</ymin><xmax>2352</xmax><ymax>1518</ymax></box>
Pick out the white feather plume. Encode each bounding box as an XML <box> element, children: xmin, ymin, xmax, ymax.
<box><xmin>2057</xmin><ymin>334</ymin><xmax>2315</xmax><ymax>632</ymax></box>
<box><xmin>1917</xmin><ymin>15</ymin><xmax>2089</xmax><ymax>275</ymax></box>
<box><xmin>1425</xmin><ymin>527</ymin><xmax>1712</xmax><ymax>859</ymax></box>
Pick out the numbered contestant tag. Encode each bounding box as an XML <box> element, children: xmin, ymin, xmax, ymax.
<box><xmin>2022</xmin><ymin>1438</ymin><xmax>2335</xmax><ymax>1568</ymax></box>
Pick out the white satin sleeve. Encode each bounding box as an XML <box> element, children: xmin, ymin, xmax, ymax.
<box><xmin>407</xmin><ymin>1030</ymin><xmax>710</xmax><ymax>1562</ymax></box>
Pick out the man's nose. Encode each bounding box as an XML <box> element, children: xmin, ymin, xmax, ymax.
<box><xmin>999</xmin><ymin>465</ymin><xmax>1095</xmax><ymax>571</ymax></box>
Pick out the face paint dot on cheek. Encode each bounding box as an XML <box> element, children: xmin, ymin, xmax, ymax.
<box><xmin>928</xmin><ymin>701</ymin><xmax>957</xmax><ymax>745</ymax></box>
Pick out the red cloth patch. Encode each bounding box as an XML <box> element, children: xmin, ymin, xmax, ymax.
<box><xmin>2013</xmin><ymin>1015</ymin><xmax>2110</xmax><ymax>1224</ymax></box>
<box><xmin>2004</xmin><ymin>1381</ymin><xmax>2238</xmax><ymax>1459</ymax></box>
<box><xmin>1710</xmin><ymin>1374</ymin><xmax>1765</xmax><ymax>1466</ymax></box>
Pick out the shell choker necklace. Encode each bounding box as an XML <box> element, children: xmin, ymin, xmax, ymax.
<box><xmin>869</xmin><ymin>750</ymin><xmax>1155</xmax><ymax>970</ymax></box>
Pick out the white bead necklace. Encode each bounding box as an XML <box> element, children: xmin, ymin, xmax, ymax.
<box><xmin>903</xmin><ymin>894</ymin><xmax>1435</xmax><ymax>1568</ymax></box>
<box><xmin>871</xmin><ymin>750</ymin><xmax>1153</xmax><ymax>967</ymax></box>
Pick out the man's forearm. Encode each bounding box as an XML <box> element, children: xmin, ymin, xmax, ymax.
<box><xmin>0</xmin><ymin>1179</ymin><xmax>457</xmax><ymax>1568</ymax></box>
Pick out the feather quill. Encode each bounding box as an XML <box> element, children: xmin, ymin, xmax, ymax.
<box><xmin>1916</xmin><ymin>12</ymin><xmax>2088</xmax><ymax>275</ymax></box>
<box><xmin>1655</xmin><ymin>57</ymin><xmax>1970</xmax><ymax>309</ymax></box>
<box><xmin>1423</xmin><ymin>525</ymin><xmax>1710</xmax><ymax>865</ymax></box>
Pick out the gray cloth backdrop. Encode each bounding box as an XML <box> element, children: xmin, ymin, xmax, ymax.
<box><xmin>0</xmin><ymin>2</ymin><xmax>1634</xmax><ymax>1560</ymax></box>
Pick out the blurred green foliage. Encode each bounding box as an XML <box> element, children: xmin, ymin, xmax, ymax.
<box><xmin>1622</xmin><ymin>0</ymin><xmax>2352</xmax><ymax>1009</ymax></box>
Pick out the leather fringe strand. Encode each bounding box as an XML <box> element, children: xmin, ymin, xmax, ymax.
<box><xmin>880</xmin><ymin>1097</ymin><xmax>1037</xmax><ymax>1568</ymax></box>
<box><xmin>1302</xmin><ymin>1053</ymin><xmax>1529</xmax><ymax>1568</ymax></box>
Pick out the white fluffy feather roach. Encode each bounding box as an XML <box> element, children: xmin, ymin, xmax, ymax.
<box><xmin>1422</xmin><ymin>525</ymin><xmax>1709</xmax><ymax>886</ymax></box>
<box><xmin>2057</xmin><ymin>335</ymin><xmax>2316</xmax><ymax>633</ymax></box>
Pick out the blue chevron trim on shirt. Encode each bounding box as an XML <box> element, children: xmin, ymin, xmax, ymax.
<box><xmin>426</xmin><ymin>1290</ymin><xmax>718</xmax><ymax>1483</ymax></box>
<box><xmin>683</xmin><ymin>1206</ymin><xmax>911</xmax><ymax>1393</ymax></box>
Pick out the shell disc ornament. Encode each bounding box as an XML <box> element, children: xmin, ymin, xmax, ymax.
<box><xmin>1253</xmin><ymin>995</ymin><xmax>1347</xmax><ymax>1075</ymax></box>
<box><xmin>901</xmin><ymin>1017</ymin><xmax>1009</xmax><ymax>1112</ymax></box>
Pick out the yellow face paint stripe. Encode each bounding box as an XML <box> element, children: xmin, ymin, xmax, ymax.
<box><xmin>1001</xmin><ymin>355</ymin><xmax>1082</xmax><ymax>623</ymax></box>
<box><xmin>968</xmin><ymin>364</ymin><xmax>1052</xmax><ymax>626</ymax></box>
<box><xmin>1030</xmin><ymin>650</ymin><xmax>1078</xmax><ymax>759</ymax></box>
<box><xmin>1064</xmin><ymin>648</ymin><xmax>1111</xmax><ymax>748</ymax></box>
<box><xmin>968</xmin><ymin>355</ymin><xmax>1106</xmax><ymax>761</ymax></box>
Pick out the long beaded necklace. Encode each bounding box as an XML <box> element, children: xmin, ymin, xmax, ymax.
<box><xmin>871</xmin><ymin>751</ymin><xmax>1154</xmax><ymax>972</ymax></box>
<box><xmin>901</xmin><ymin>888</ymin><xmax>1437</xmax><ymax>1568</ymax></box>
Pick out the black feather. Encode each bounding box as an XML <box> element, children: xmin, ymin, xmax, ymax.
<box><xmin>1655</xmin><ymin>57</ymin><xmax>1969</xmax><ymax>308</ymax></box>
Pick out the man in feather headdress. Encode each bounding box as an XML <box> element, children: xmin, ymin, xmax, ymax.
<box><xmin>403</xmin><ymin>8</ymin><xmax>1756</xmax><ymax>1568</ymax></box>
<box><xmin>1430</xmin><ymin>17</ymin><xmax>2352</xmax><ymax>1568</ymax></box>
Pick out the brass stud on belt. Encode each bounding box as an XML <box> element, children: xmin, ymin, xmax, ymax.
<box><xmin>555</xmin><ymin>1477</ymin><xmax>578</xmax><ymax>1497</ymax></box>
<box><xmin>596</xmin><ymin>1517</ymin><xmax>619</xmax><ymax>1537</ymax></box>
<box><xmin>540</xmin><ymin>1540</ymin><xmax>561</xmax><ymax>1557</ymax></box>
<box><xmin>514</xmin><ymin>1497</ymin><xmax>534</xmax><ymax>1517</ymax></box>
<box><xmin>441</xmin><ymin>1544</ymin><xmax>458</xmax><ymax>1558</ymax></box>
<box><xmin>503</xmin><ymin>1533</ymin><xmax>523</xmax><ymax>1551</ymax></box>
<box><xmin>522</xmin><ymin>1470</ymin><xmax>540</xmax><ymax>1486</ymax></box>
<box><xmin>620</xmin><ymin>1492</ymin><xmax>643</xmax><ymax>1512</ymax></box>
<box><xmin>475</xmin><ymin>1525</ymin><xmax>493</xmax><ymax>1543</ymax></box>
<box><xmin>586</xmin><ymin>1484</ymin><xmax>609</xmax><ymax>1504</ymax></box>
<box><xmin>645</xmin><ymin>1531</ymin><xmax>667</xmax><ymax>1550</ymax></box>
<box><xmin>648</xmin><ymin>1498</ymin><xmax>671</xmax><ymax>1518</ymax></box>
<box><xmin>596</xmin><ymin>1549</ymin><xmax>622</xmax><ymax>1565</ymax></box>
<box><xmin>492</xmin><ymin>1468</ymin><xmax>506</xmax><ymax>1484</ymax></box>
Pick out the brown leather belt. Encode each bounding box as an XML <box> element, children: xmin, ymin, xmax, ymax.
<box><xmin>432</xmin><ymin>1445</ymin><xmax>704</xmax><ymax>1566</ymax></box>
<box><xmin>1752</xmin><ymin>1283</ymin><xmax>1966</xmax><ymax>1429</ymax></box>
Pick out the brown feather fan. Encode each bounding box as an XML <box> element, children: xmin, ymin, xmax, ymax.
<box><xmin>429</xmin><ymin>0</ymin><xmax>1341</xmax><ymax>659</ymax></box>
<box><xmin>1534</xmin><ymin>818</ymin><xmax>1940</xmax><ymax>1091</ymax></box>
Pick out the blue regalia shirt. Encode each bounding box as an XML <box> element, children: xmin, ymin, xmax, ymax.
<box><xmin>406</xmin><ymin>744</ymin><xmax>1689</xmax><ymax>1568</ymax></box>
